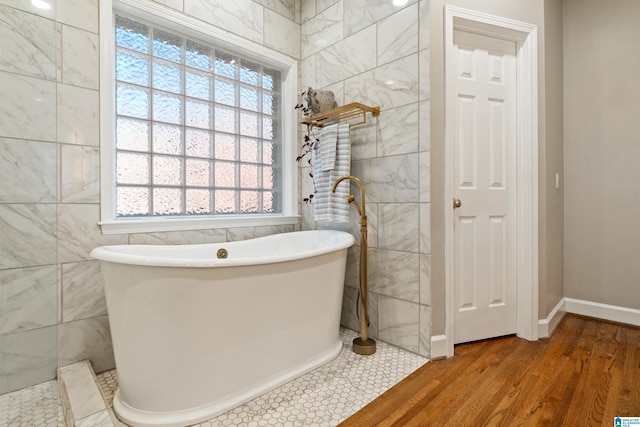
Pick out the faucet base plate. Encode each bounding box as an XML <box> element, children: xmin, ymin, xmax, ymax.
<box><xmin>353</xmin><ymin>337</ymin><xmax>376</xmax><ymax>355</ymax></box>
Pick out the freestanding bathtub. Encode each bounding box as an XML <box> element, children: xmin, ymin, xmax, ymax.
<box><xmin>90</xmin><ymin>229</ymin><xmax>355</xmax><ymax>427</ymax></box>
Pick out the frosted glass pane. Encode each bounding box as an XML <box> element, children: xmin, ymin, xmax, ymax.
<box><xmin>240</xmin><ymin>164</ymin><xmax>258</xmax><ymax>188</ymax></box>
<box><xmin>153</xmin><ymin>61</ymin><xmax>182</xmax><ymax>94</ymax></box>
<box><xmin>240</xmin><ymin>191</ymin><xmax>259</xmax><ymax>213</ymax></box>
<box><xmin>116</xmin><ymin>50</ymin><xmax>148</xmax><ymax>86</ymax></box>
<box><xmin>115</xmin><ymin>15</ymin><xmax>149</xmax><ymax>53</ymax></box>
<box><xmin>186</xmin><ymin>71</ymin><xmax>211</xmax><ymax>100</ymax></box>
<box><xmin>263</xmin><ymin>191</ymin><xmax>274</xmax><ymax>213</ymax></box>
<box><xmin>215</xmin><ymin>162</ymin><xmax>236</xmax><ymax>187</ymax></box>
<box><xmin>153</xmin><ymin>155</ymin><xmax>183</xmax><ymax>185</ymax></box>
<box><xmin>186</xmin><ymin>40</ymin><xmax>211</xmax><ymax>71</ymax></box>
<box><xmin>263</xmin><ymin>67</ymin><xmax>281</xmax><ymax>92</ymax></box>
<box><xmin>117</xmin><ymin>186</ymin><xmax>149</xmax><ymax>216</ymax></box>
<box><xmin>153</xmin><ymin>124</ymin><xmax>182</xmax><ymax>155</ymax></box>
<box><xmin>240</xmin><ymin>112</ymin><xmax>258</xmax><ymax>137</ymax></box>
<box><xmin>186</xmin><ymin>159</ymin><xmax>211</xmax><ymax>187</ymax></box>
<box><xmin>153</xmin><ymin>188</ymin><xmax>183</xmax><ymax>215</ymax></box>
<box><xmin>116</xmin><ymin>118</ymin><xmax>149</xmax><ymax>152</ymax></box>
<box><xmin>215</xmin><ymin>51</ymin><xmax>236</xmax><ymax>78</ymax></box>
<box><xmin>153</xmin><ymin>92</ymin><xmax>182</xmax><ymax>124</ymax></box>
<box><xmin>262</xmin><ymin>141</ymin><xmax>280</xmax><ymax>165</ymax></box>
<box><xmin>215</xmin><ymin>134</ymin><xmax>236</xmax><ymax>160</ymax></box>
<box><xmin>186</xmin><ymin>189</ymin><xmax>211</xmax><ymax>214</ymax></box>
<box><xmin>240</xmin><ymin>86</ymin><xmax>258</xmax><ymax>111</ymax></box>
<box><xmin>240</xmin><ymin>138</ymin><xmax>258</xmax><ymax>163</ymax></box>
<box><xmin>263</xmin><ymin>117</ymin><xmax>281</xmax><ymax>140</ymax></box>
<box><xmin>215</xmin><ymin>79</ymin><xmax>236</xmax><ymax>105</ymax></box>
<box><xmin>186</xmin><ymin>129</ymin><xmax>211</xmax><ymax>158</ymax></box>
<box><xmin>117</xmin><ymin>152</ymin><xmax>149</xmax><ymax>184</ymax></box>
<box><xmin>240</xmin><ymin>59</ymin><xmax>259</xmax><ymax>86</ymax></box>
<box><xmin>117</xmin><ymin>84</ymin><xmax>149</xmax><ymax>119</ymax></box>
<box><xmin>153</xmin><ymin>29</ymin><xmax>182</xmax><ymax>63</ymax></box>
<box><xmin>263</xmin><ymin>166</ymin><xmax>274</xmax><ymax>189</ymax></box>
<box><xmin>214</xmin><ymin>190</ymin><xmax>236</xmax><ymax>214</ymax></box>
<box><xmin>215</xmin><ymin>106</ymin><xmax>236</xmax><ymax>133</ymax></box>
<box><xmin>186</xmin><ymin>99</ymin><xmax>211</xmax><ymax>129</ymax></box>
<box><xmin>263</xmin><ymin>94</ymin><xmax>280</xmax><ymax>115</ymax></box>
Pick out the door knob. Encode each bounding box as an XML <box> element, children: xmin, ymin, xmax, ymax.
<box><xmin>453</xmin><ymin>198</ymin><xmax>462</xmax><ymax>209</ymax></box>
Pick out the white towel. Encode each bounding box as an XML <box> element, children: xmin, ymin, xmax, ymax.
<box><xmin>313</xmin><ymin>123</ymin><xmax>351</xmax><ymax>223</ymax></box>
<box><xmin>318</xmin><ymin>124</ymin><xmax>338</xmax><ymax>171</ymax></box>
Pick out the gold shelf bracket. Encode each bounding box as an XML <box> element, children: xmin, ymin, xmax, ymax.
<box><xmin>300</xmin><ymin>102</ymin><xmax>381</xmax><ymax>128</ymax></box>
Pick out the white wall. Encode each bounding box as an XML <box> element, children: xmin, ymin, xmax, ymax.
<box><xmin>563</xmin><ymin>0</ymin><xmax>640</xmax><ymax>310</ymax></box>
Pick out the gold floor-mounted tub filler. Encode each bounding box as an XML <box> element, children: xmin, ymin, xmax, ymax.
<box><xmin>332</xmin><ymin>175</ymin><xmax>376</xmax><ymax>355</ymax></box>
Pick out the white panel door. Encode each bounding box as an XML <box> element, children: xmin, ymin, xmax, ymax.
<box><xmin>452</xmin><ymin>30</ymin><xmax>517</xmax><ymax>344</ymax></box>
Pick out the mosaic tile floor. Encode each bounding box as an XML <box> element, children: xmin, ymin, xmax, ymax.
<box><xmin>0</xmin><ymin>380</ymin><xmax>63</xmax><ymax>427</ymax></box>
<box><xmin>97</xmin><ymin>328</ymin><xmax>428</xmax><ymax>427</ymax></box>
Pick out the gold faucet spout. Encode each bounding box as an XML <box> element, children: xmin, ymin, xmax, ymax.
<box><xmin>331</xmin><ymin>175</ymin><xmax>366</xmax><ymax>217</ymax></box>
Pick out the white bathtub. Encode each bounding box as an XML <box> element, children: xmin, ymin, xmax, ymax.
<box><xmin>90</xmin><ymin>229</ymin><xmax>355</xmax><ymax>427</ymax></box>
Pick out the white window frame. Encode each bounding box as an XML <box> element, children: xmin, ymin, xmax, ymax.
<box><xmin>99</xmin><ymin>0</ymin><xmax>298</xmax><ymax>234</ymax></box>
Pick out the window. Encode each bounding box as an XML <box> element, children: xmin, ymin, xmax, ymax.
<box><xmin>99</xmin><ymin>1</ymin><xmax>298</xmax><ymax>234</ymax></box>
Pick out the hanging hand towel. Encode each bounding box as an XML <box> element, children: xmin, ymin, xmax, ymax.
<box><xmin>313</xmin><ymin>123</ymin><xmax>351</xmax><ymax>223</ymax></box>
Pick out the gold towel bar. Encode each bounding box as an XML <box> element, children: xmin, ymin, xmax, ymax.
<box><xmin>300</xmin><ymin>102</ymin><xmax>380</xmax><ymax>128</ymax></box>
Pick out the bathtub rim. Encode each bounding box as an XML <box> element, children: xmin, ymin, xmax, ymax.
<box><xmin>112</xmin><ymin>339</ymin><xmax>343</xmax><ymax>427</ymax></box>
<box><xmin>90</xmin><ymin>229</ymin><xmax>355</xmax><ymax>268</ymax></box>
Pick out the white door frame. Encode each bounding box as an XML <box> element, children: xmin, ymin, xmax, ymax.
<box><xmin>443</xmin><ymin>5</ymin><xmax>539</xmax><ymax>357</ymax></box>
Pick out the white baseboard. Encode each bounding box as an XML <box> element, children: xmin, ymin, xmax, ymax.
<box><xmin>538</xmin><ymin>298</ymin><xmax>566</xmax><ymax>339</ymax></box>
<box><xmin>430</xmin><ymin>335</ymin><xmax>450</xmax><ymax>360</ymax></box>
<box><xmin>564</xmin><ymin>297</ymin><xmax>640</xmax><ymax>327</ymax></box>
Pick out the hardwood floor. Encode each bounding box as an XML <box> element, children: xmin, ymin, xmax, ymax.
<box><xmin>339</xmin><ymin>314</ymin><xmax>640</xmax><ymax>426</ymax></box>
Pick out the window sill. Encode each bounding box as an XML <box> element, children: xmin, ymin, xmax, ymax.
<box><xmin>99</xmin><ymin>214</ymin><xmax>300</xmax><ymax>235</ymax></box>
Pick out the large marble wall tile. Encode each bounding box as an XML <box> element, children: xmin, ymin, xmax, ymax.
<box><xmin>420</xmin><ymin>202</ymin><xmax>430</xmax><ymax>254</ymax></box>
<box><xmin>419</xmin><ymin>0</ymin><xmax>430</xmax><ymax>50</ymax></box>
<box><xmin>60</xmin><ymin>145</ymin><xmax>99</xmax><ymax>203</ymax></box>
<box><xmin>300</xmin><ymin>1</ymin><xmax>342</xmax><ymax>58</ymax></box>
<box><xmin>316</xmin><ymin>26</ymin><xmax>376</xmax><ymax>88</ymax></box>
<box><xmin>256</xmin><ymin>0</ymin><xmax>295</xmax><ymax>21</ymax></box>
<box><xmin>0</xmin><ymin>5</ymin><xmax>56</xmax><ymax>80</ymax></box>
<box><xmin>57</xmin><ymin>84</ymin><xmax>99</xmax><ymax>146</ymax></box>
<box><xmin>420</xmin><ymin>253</ymin><xmax>430</xmax><ymax>305</ymax></box>
<box><xmin>151</xmin><ymin>0</ymin><xmax>183</xmax><ymax>11</ymax></box>
<box><xmin>419</xmin><ymin>150</ymin><xmax>430</xmax><ymax>202</ymax></box>
<box><xmin>377</xmin><ymin>203</ymin><xmax>419</xmax><ymax>252</ymax></box>
<box><xmin>418</xmin><ymin>304</ymin><xmax>431</xmax><ymax>357</ymax></box>
<box><xmin>0</xmin><ymin>326</ymin><xmax>58</xmax><ymax>394</ymax></box>
<box><xmin>58</xmin><ymin>204</ymin><xmax>128</xmax><ymax>263</ymax></box>
<box><xmin>344</xmin><ymin>53</ymin><xmax>419</xmax><ymax>110</ymax></box>
<box><xmin>377</xmin><ymin>103</ymin><xmax>419</xmax><ymax>157</ymax></box>
<box><xmin>226</xmin><ymin>224</ymin><xmax>295</xmax><ymax>241</ymax></box>
<box><xmin>0</xmin><ymin>0</ymin><xmax>56</xmax><ymax>19</ymax></box>
<box><xmin>300</xmin><ymin>0</ymin><xmax>315</xmax><ymax>23</ymax></box>
<box><xmin>350</xmin><ymin>120</ymin><xmax>377</xmax><ymax>160</ymax></box>
<box><xmin>184</xmin><ymin>0</ymin><xmax>264</xmax><ymax>44</ymax></box>
<box><xmin>59</xmin><ymin>25</ymin><xmax>99</xmax><ymax>90</ymax></box>
<box><xmin>0</xmin><ymin>265</ymin><xmax>57</xmax><ymax>335</ymax></box>
<box><xmin>128</xmin><ymin>229</ymin><xmax>222</xmax><ymax>245</ymax></box>
<box><xmin>343</xmin><ymin>0</ymin><xmax>417</xmax><ymax>37</ymax></box>
<box><xmin>57</xmin><ymin>0</ymin><xmax>98</xmax><ymax>33</ymax></box>
<box><xmin>0</xmin><ymin>138</ymin><xmax>56</xmax><ymax>203</ymax></box>
<box><xmin>377</xmin><ymin>3</ymin><xmax>419</xmax><ymax>66</ymax></box>
<box><xmin>0</xmin><ymin>71</ymin><xmax>56</xmax><ymax>141</ymax></box>
<box><xmin>377</xmin><ymin>295</ymin><xmax>419</xmax><ymax>352</ymax></box>
<box><xmin>352</xmin><ymin>154</ymin><xmax>419</xmax><ymax>203</ymax></box>
<box><xmin>58</xmin><ymin>315</ymin><xmax>114</xmax><ymax>373</ymax></box>
<box><xmin>0</xmin><ymin>204</ymin><xmax>57</xmax><ymax>269</ymax></box>
<box><xmin>264</xmin><ymin>8</ymin><xmax>300</xmax><ymax>58</ymax></box>
<box><xmin>62</xmin><ymin>261</ymin><xmax>106</xmax><ymax>322</ymax></box>
<box><xmin>317</xmin><ymin>0</ymin><xmax>338</xmax><ymax>13</ymax></box>
<box><xmin>369</xmin><ymin>248</ymin><xmax>419</xmax><ymax>302</ymax></box>
<box><xmin>419</xmin><ymin>99</ymin><xmax>430</xmax><ymax>152</ymax></box>
<box><xmin>300</xmin><ymin>54</ymin><xmax>317</xmax><ymax>88</ymax></box>
<box><xmin>419</xmin><ymin>47</ymin><xmax>430</xmax><ymax>100</ymax></box>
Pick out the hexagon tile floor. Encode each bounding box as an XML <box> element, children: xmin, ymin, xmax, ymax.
<box><xmin>1</xmin><ymin>328</ymin><xmax>427</xmax><ymax>427</ymax></box>
<box><xmin>0</xmin><ymin>380</ymin><xmax>63</xmax><ymax>427</ymax></box>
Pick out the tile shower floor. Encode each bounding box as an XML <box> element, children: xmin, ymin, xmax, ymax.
<box><xmin>1</xmin><ymin>328</ymin><xmax>427</xmax><ymax>427</ymax></box>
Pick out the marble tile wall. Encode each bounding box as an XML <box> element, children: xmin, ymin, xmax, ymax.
<box><xmin>0</xmin><ymin>0</ymin><xmax>299</xmax><ymax>395</ymax></box>
<box><xmin>300</xmin><ymin>0</ymin><xmax>431</xmax><ymax>357</ymax></box>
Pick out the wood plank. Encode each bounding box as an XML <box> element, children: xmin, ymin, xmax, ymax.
<box><xmin>339</xmin><ymin>314</ymin><xmax>640</xmax><ymax>426</ymax></box>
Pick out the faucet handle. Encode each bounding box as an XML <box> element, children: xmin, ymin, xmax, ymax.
<box><xmin>346</xmin><ymin>195</ymin><xmax>355</xmax><ymax>203</ymax></box>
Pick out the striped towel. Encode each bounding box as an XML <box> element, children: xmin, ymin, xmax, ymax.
<box><xmin>313</xmin><ymin>123</ymin><xmax>351</xmax><ymax>223</ymax></box>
